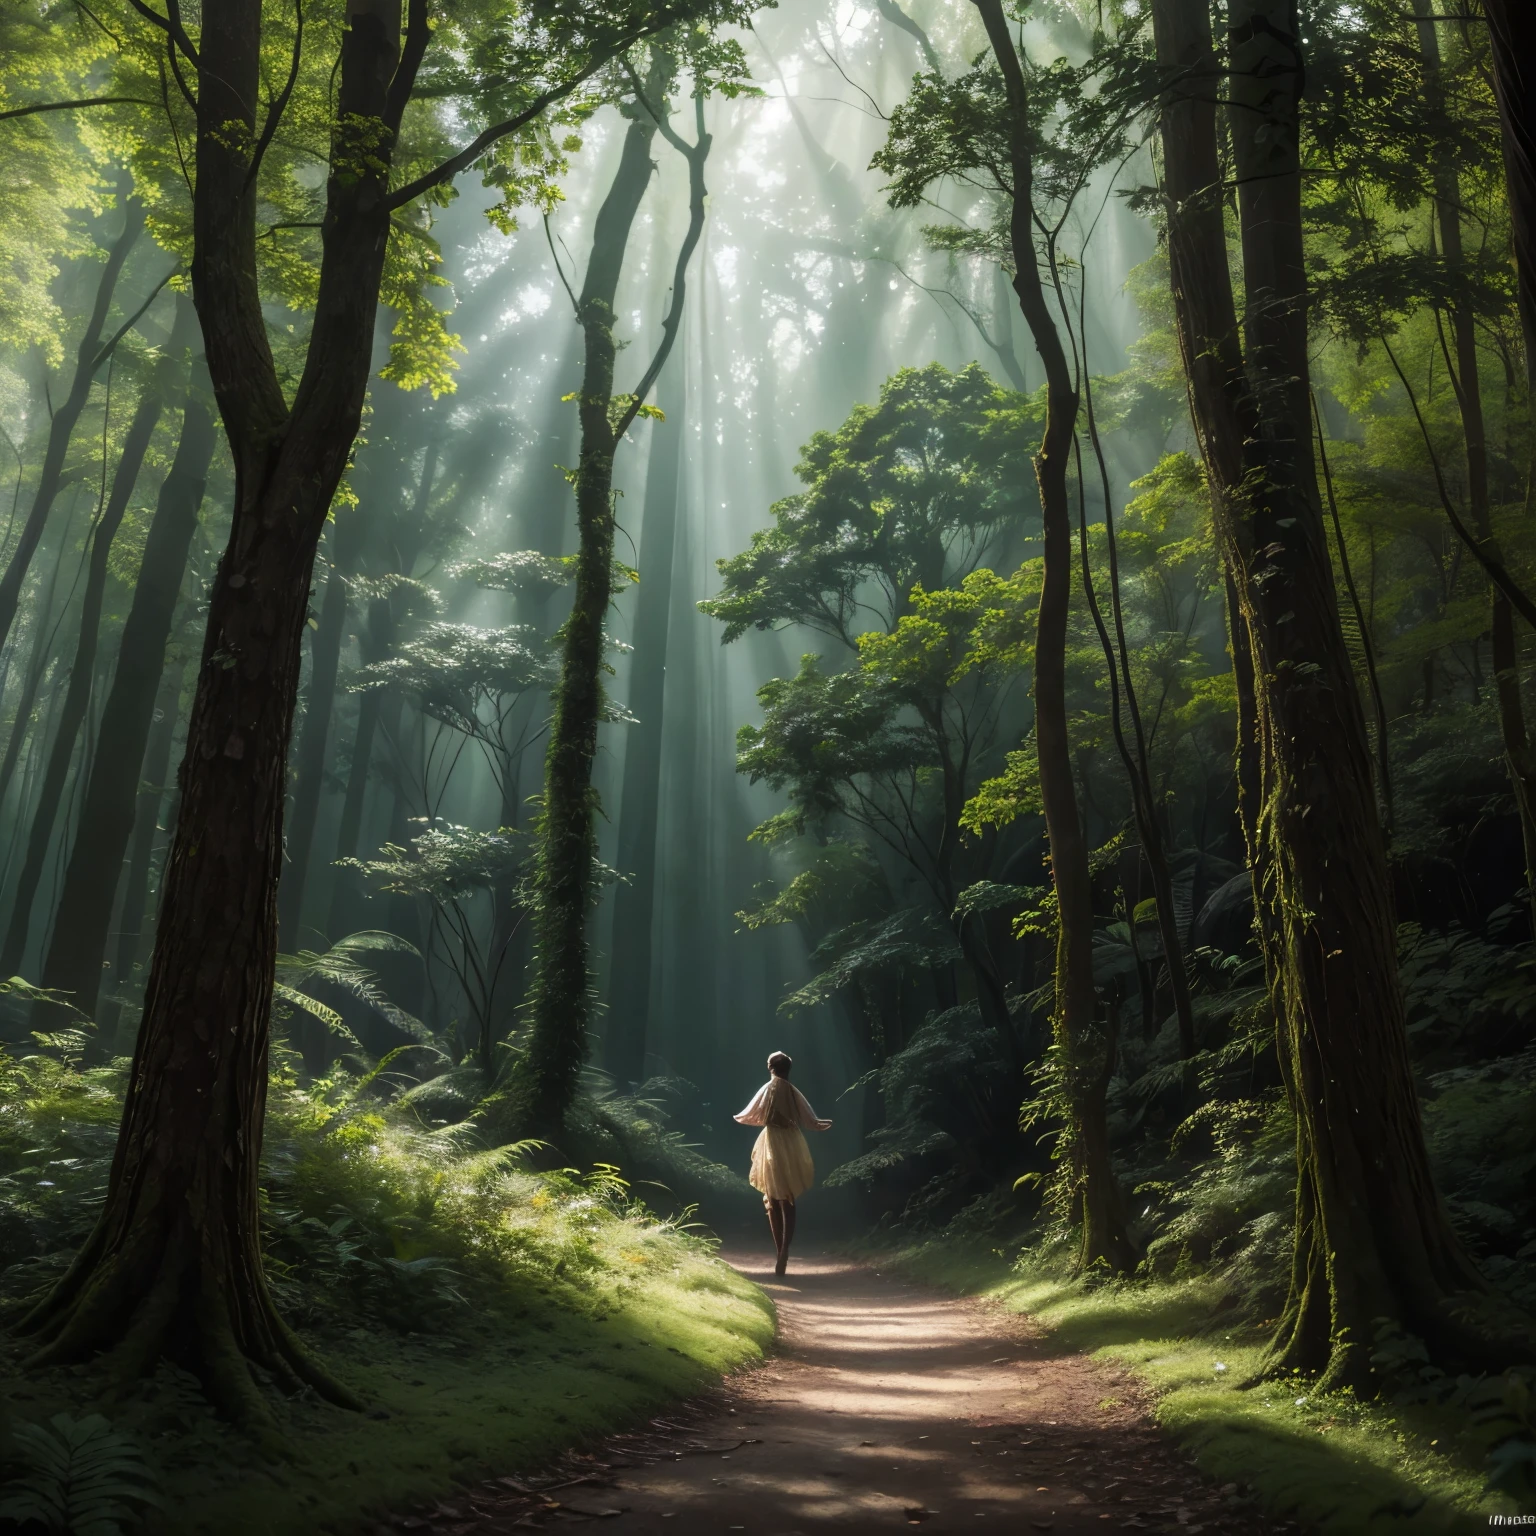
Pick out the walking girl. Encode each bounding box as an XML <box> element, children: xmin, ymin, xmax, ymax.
<box><xmin>734</xmin><ymin>1052</ymin><xmax>832</xmax><ymax>1275</ymax></box>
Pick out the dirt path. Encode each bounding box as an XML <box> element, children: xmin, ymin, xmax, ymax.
<box><xmin>385</xmin><ymin>1249</ymin><xmax>1293</xmax><ymax>1535</ymax></box>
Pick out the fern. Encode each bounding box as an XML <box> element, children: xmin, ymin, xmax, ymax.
<box><xmin>0</xmin><ymin>1413</ymin><xmax>161</xmax><ymax>1536</ymax></box>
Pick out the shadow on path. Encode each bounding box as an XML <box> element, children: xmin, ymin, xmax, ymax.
<box><xmin>377</xmin><ymin>1248</ymin><xmax>1298</xmax><ymax>1534</ymax></box>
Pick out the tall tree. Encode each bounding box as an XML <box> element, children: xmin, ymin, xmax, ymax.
<box><xmin>1153</xmin><ymin>0</ymin><xmax>1510</xmax><ymax>1387</ymax></box>
<box><xmin>17</xmin><ymin>0</ymin><xmax>746</xmax><ymax>1421</ymax></box>
<box><xmin>881</xmin><ymin>0</ymin><xmax>1136</xmax><ymax>1271</ymax></box>
<box><xmin>41</xmin><ymin>338</ymin><xmax>216</xmax><ymax>1020</ymax></box>
<box><xmin>0</xmin><ymin>194</ymin><xmax>154</xmax><ymax>664</ymax></box>
<box><xmin>0</xmin><ymin>336</ymin><xmax>172</xmax><ymax>978</ymax></box>
<box><xmin>0</xmin><ymin>484</ymin><xmax>87</xmax><ymax>809</ymax></box>
<box><xmin>516</xmin><ymin>61</ymin><xmax>717</xmax><ymax>1132</ymax></box>
<box><xmin>1410</xmin><ymin>3</ymin><xmax>1536</xmax><ymax>931</ymax></box>
<box><xmin>605</xmin><ymin>354</ymin><xmax>684</xmax><ymax>1085</ymax></box>
<box><xmin>1480</xmin><ymin>0</ymin><xmax>1536</xmax><ymax>370</ymax></box>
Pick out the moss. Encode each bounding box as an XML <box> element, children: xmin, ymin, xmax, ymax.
<box><xmin>862</xmin><ymin>1237</ymin><xmax>1521</xmax><ymax>1534</ymax></box>
<box><xmin>1</xmin><ymin>1238</ymin><xmax>774</xmax><ymax>1536</ymax></box>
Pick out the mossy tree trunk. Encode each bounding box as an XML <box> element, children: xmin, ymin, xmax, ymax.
<box><xmin>972</xmin><ymin>0</ymin><xmax>1134</xmax><ymax>1274</ymax></box>
<box><xmin>517</xmin><ymin>83</ymin><xmax>664</xmax><ymax>1133</ymax></box>
<box><xmin>1155</xmin><ymin>0</ymin><xmax>1513</xmax><ymax>1388</ymax></box>
<box><xmin>519</xmin><ymin>70</ymin><xmax>711</xmax><ymax>1134</ymax></box>
<box><xmin>16</xmin><ymin>0</ymin><xmax>427</xmax><ymax>1425</ymax></box>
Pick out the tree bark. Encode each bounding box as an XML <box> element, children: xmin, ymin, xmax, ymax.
<box><xmin>604</xmin><ymin>355</ymin><xmax>684</xmax><ymax>1086</ymax></box>
<box><xmin>971</xmin><ymin>0</ymin><xmax>1133</xmax><ymax>1273</ymax></box>
<box><xmin>17</xmin><ymin>0</ymin><xmax>420</xmax><ymax>1424</ymax></box>
<box><xmin>41</xmin><ymin>345</ymin><xmax>217</xmax><ymax>1019</ymax></box>
<box><xmin>1214</xmin><ymin>0</ymin><xmax>1506</xmax><ymax>1386</ymax></box>
<box><xmin>1</xmin><ymin>352</ymin><xmax>169</xmax><ymax>978</ymax></box>
<box><xmin>0</xmin><ymin>199</ymin><xmax>144</xmax><ymax>665</ymax></box>
<box><xmin>98</xmin><ymin>658</ymin><xmax>187</xmax><ymax>1045</ymax></box>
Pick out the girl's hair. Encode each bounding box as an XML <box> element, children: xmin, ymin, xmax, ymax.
<box><xmin>767</xmin><ymin>1051</ymin><xmax>793</xmax><ymax>1077</ymax></box>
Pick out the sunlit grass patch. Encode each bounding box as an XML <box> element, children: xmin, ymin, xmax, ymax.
<box><xmin>865</xmin><ymin>1237</ymin><xmax>1518</xmax><ymax>1535</ymax></box>
<box><xmin>158</xmin><ymin>1239</ymin><xmax>775</xmax><ymax>1534</ymax></box>
<box><xmin>0</xmin><ymin>1039</ymin><xmax>776</xmax><ymax>1534</ymax></box>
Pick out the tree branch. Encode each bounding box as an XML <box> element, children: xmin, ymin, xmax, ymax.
<box><xmin>90</xmin><ymin>265</ymin><xmax>181</xmax><ymax>374</ymax></box>
<box><xmin>128</xmin><ymin>0</ymin><xmax>199</xmax><ymax>64</ymax></box>
<box><xmin>384</xmin><ymin>6</ymin><xmax>700</xmax><ymax>213</ymax></box>
<box><xmin>245</xmin><ymin>0</ymin><xmax>304</xmax><ymax>192</ymax></box>
<box><xmin>1379</xmin><ymin>333</ymin><xmax>1536</xmax><ymax>631</ymax></box>
<box><xmin>0</xmin><ymin>97</ymin><xmax>156</xmax><ymax>124</ymax></box>
<box><xmin>611</xmin><ymin>92</ymin><xmax>710</xmax><ymax>441</ymax></box>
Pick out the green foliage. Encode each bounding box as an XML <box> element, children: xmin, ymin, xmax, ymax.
<box><xmin>780</xmin><ymin>908</ymin><xmax>961</xmax><ymax>1016</ymax></box>
<box><xmin>275</xmin><ymin>931</ymin><xmax>433</xmax><ymax>1048</ymax></box>
<box><xmin>0</xmin><ymin>1412</ymin><xmax>161</xmax><ymax>1536</ymax></box>
<box><xmin>354</xmin><ymin>622</ymin><xmax>557</xmax><ymax>738</ymax></box>
<box><xmin>700</xmin><ymin>363</ymin><xmax>1035</xmax><ymax>645</ymax></box>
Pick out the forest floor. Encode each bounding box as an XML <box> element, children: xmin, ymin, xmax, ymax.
<box><xmin>373</xmin><ymin>1249</ymin><xmax>1294</xmax><ymax>1535</ymax></box>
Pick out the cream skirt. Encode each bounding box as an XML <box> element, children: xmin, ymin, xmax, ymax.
<box><xmin>749</xmin><ymin>1124</ymin><xmax>815</xmax><ymax>1203</ymax></box>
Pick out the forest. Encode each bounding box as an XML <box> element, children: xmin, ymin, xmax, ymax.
<box><xmin>0</xmin><ymin>0</ymin><xmax>1533</xmax><ymax>1531</ymax></box>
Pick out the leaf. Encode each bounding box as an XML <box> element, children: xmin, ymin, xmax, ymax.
<box><xmin>953</xmin><ymin>881</ymin><xmax>1040</xmax><ymax>921</ymax></box>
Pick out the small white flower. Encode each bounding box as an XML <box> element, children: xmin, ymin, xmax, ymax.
<box><xmin>1294</xmin><ymin>1396</ymin><xmax>1308</xmax><ymax>1408</ymax></box>
<box><xmin>1213</xmin><ymin>1362</ymin><xmax>1228</xmax><ymax>1374</ymax></box>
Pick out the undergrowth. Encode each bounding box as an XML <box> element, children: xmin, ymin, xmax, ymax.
<box><xmin>0</xmin><ymin>1033</ymin><xmax>773</xmax><ymax>1535</ymax></box>
<box><xmin>846</xmin><ymin>923</ymin><xmax>1536</xmax><ymax>1533</ymax></box>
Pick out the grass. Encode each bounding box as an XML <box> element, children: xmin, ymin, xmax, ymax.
<box><xmin>1</xmin><ymin>1216</ymin><xmax>774</xmax><ymax>1535</ymax></box>
<box><xmin>0</xmin><ymin>1040</ymin><xmax>776</xmax><ymax>1535</ymax></box>
<box><xmin>864</xmin><ymin>1236</ymin><xmax>1525</xmax><ymax>1535</ymax></box>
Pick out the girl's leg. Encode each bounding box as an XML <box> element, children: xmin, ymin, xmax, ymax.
<box><xmin>781</xmin><ymin>1199</ymin><xmax>797</xmax><ymax>1273</ymax></box>
<box><xmin>765</xmin><ymin>1198</ymin><xmax>785</xmax><ymax>1269</ymax></box>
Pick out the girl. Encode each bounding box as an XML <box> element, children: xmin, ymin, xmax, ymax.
<box><xmin>734</xmin><ymin>1051</ymin><xmax>832</xmax><ymax>1276</ymax></box>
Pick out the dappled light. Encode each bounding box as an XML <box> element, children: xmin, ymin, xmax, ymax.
<box><xmin>0</xmin><ymin>0</ymin><xmax>1532</xmax><ymax>1530</ymax></box>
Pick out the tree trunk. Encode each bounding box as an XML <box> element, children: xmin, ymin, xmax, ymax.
<box><xmin>0</xmin><ymin>199</ymin><xmax>144</xmax><ymax>665</ymax></box>
<box><xmin>98</xmin><ymin>658</ymin><xmax>187</xmax><ymax>1045</ymax></box>
<box><xmin>972</xmin><ymin>0</ymin><xmax>1133</xmax><ymax>1273</ymax></box>
<box><xmin>1480</xmin><ymin>0</ymin><xmax>1536</xmax><ymax>375</ymax></box>
<box><xmin>1217</xmin><ymin>0</ymin><xmax>1502</xmax><ymax>1387</ymax></box>
<box><xmin>41</xmin><ymin>347</ymin><xmax>217</xmax><ymax>1019</ymax></box>
<box><xmin>325</xmin><ymin>439</ymin><xmax>438</xmax><ymax>944</ymax></box>
<box><xmin>324</xmin><ymin>653</ymin><xmax>384</xmax><ymax>941</ymax></box>
<box><xmin>276</xmin><ymin>553</ymin><xmax>349</xmax><ymax>948</ymax></box>
<box><xmin>17</xmin><ymin>0</ymin><xmax>417</xmax><ymax>1423</ymax></box>
<box><xmin>604</xmin><ymin>355</ymin><xmax>684</xmax><ymax>1086</ymax></box>
<box><xmin>2</xmin><ymin>358</ymin><xmax>168</xmax><ymax>978</ymax></box>
<box><xmin>1413</xmin><ymin>5</ymin><xmax>1536</xmax><ymax>933</ymax></box>
<box><xmin>518</xmin><ymin>61</ymin><xmax>689</xmax><ymax>1133</ymax></box>
<box><xmin>0</xmin><ymin>488</ymin><xmax>87</xmax><ymax>811</ymax></box>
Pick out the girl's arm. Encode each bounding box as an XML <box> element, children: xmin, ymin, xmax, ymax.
<box><xmin>733</xmin><ymin>1082</ymin><xmax>771</xmax><ymax>1126</ymax></box>
<box><xmin>792</xmin><ymin>1085</ymin><xmax>833</xmax><ymax>1131</ymax></box>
